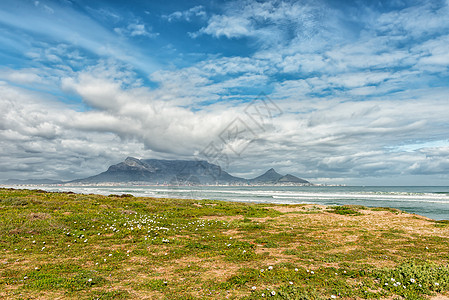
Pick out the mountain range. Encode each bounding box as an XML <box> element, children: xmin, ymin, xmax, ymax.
<box><xmin>70</xmin><ymin>157</ymin><xmax>310</xmax><ymax>185</ymax></box>
<box><xmin>3</xmin><ymin>157</ymin><xmax>311</xmax><ymax>185</ymax></box>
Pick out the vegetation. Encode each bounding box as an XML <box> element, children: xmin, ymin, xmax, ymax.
<box><xmin>1</xmin><ymin>188</ymin><xmax>448</xmax><ymax>299</ymax></box>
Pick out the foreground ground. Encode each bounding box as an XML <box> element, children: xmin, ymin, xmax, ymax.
<box><xmin>1</xmin><ymin>188</ymin><xmax>448</xmax><ymax>299</ymax></box>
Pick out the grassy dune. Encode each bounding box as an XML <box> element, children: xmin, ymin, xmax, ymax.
<box><xmin>1</xmin><ymin>188</ymin><xmax>449</xmax><ymax>299</ymax></box>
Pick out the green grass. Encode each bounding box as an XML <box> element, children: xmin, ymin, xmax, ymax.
<box><xmin>328</xmin><ymin>205</ymin><xmax>363</xmax><ymax>216</ymax></box>
<box><xmin>1</xmin><ymin>188</ymin><xmax>448</xmax><ymax>299</ymax></box>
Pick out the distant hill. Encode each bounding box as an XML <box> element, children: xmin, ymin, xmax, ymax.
<box><xmin>249</xmin><ymin>168</ymin><xmax>309</xmax><ymax>184</ymax></box>
<box><xmin>250</xmin><ymin>168</ymin><xmax>283</xmax><ymax>183</ymax></box>
<box><xmin>277</xmin><ymin>174</ymin><xmax>309</xmax><ymax>184</ymax></box>
<box><xmin>4</xmin><ymin>179</ymin><xmax>63</xmax><ymax>185</ymax></box>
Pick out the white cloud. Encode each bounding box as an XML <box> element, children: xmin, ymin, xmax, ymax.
<box><xmin>114</xmin><ymin>23</ymin><xmax>159</xmax><ymax>38</ymax></box>
<box><xmin>33</xmin><ymin>1</ymin><xmax>54</xmax><ymax>14</ymax></box>
<box><xmin>413</xmin><ymin>35</ymin><xmax>449</xmax><ymax>72</ymax></box>
<box><xmin>0</xmin><ymin>1</ymin><xmax>160</xmax><ymax>73</ymax></box>
<box><xmin>0</xmin><ymin>68</ymin><xmax>44</xmax><ymax>85</ymax></box>
<box><xmin>60</xmin><ymin>62</ymin><xmax>246</xmax><ymax>156</ymax></box>
<box><xmin>193</xmin><ymin>0</ymin><xmax>331</xmax><ymax>45</ymax></box>
<box><xmin>163</xmin><ymin>5</ymin><xmax>206</xmax><ymax>22</ymax></box>
<box><xmin>194</xmin><ymin>15</ymin><xmax>252</xmax><ymax>39</ymax></box>
<box><xmin>0</xmin><ymin>80</ymin><xmax>159</xmax><ymax>180</ymax></box>
<box><xmin>2</xmin><ymin>62</ymin><xmax>449</xmax><ymax>183</ymax></box>
<box><xmin>374</xmin><ymin>1</ymin><xmax>449</xmax><ymax>39</ymax></box>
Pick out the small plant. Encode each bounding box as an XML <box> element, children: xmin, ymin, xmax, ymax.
<box><xmin>434</xmin><ymin>220</ymin><xmax>449</xmax><ymax>228</ymax></box>
<box><xmin>375</xmin><ymin>261</ymin><xmax>449</xmax><ymax>298</ymax></box>
<box><xmin>0</xmin><ymin>197</ymin><xmax>28</xmax><ymax>206</ymax></box>
<box><xmin>371</xmin><ymin>207</ymin><xmax>402</xmax><ymax>214</ymax></box>
<box><xmin>328</xmin><ymin>205</ymin><xmax>362</xmax><ymax>216</ymax></box>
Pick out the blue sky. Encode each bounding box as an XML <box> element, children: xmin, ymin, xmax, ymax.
<box><xmin>1</xmin><ymin>0</ymin><xmax>449</xmax><ymax>185</ymax></box>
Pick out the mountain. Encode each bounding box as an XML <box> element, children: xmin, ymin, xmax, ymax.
<box><xmin>70</xmin><ymin>157</ymin><xmax>246</xmax><ymax>185</ymax></box>
<box><xmin>250</xmin><ymin>168</ymin><xmax>283</xmax><ymax>183</ymax></box>
<box><xmin>4</xmin><ymin>179</ymin><xmax>64</xmax><ymax>185</ymax></box>
<box><xmin>277</xmin><ymin>174</ymin><xmax>310</xmax><ymax>184</ymax></box>
<box><xmin>249</xmin><ymin>168</ymin><xmax>310</xmax><ymax>184</ymax></box>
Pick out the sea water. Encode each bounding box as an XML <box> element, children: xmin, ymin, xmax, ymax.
<box><xmin>9</xmin><ymin>185</ymin><xmax>449</xmax><ymax>221</ymax></box>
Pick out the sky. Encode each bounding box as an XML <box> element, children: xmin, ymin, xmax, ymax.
<box><xmin>0</xmin><ymin>0</ymin><xmax>449</xmax><ymax>185</ymax></box>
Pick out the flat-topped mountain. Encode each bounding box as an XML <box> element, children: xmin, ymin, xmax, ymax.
<box><xmin>71</xmin><ymin>157</ymin><xmax>245</xmax><ymax>185</ymax></box>
<box><xmin>66</xmin><ymin>157</ymin><xmax>311</xmax><ymax>185</ymax></box>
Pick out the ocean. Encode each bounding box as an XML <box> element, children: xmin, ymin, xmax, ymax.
<box><xmin>9</xmin><ymin>185</ymin><xmax>449</xmax><ymax>221</ymax></box>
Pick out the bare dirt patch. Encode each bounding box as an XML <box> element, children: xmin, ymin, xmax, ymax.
<box><xmin>431</xmin><ymin>296</ymin><xmax>449</xmax><ymax>300</ymax></box>
<box><xmin>28</xmin><ymin>212</ymin><xmax>51</xmax><ymax>220</ymax></box>
<box><xmin>265</xmin><ymin>204</ymin><xmax>326</xmax><ymax>213</ymax></box>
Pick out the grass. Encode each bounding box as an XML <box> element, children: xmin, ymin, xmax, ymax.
<box><xmin>1</xmin><ymin>188</ymin><xmax>448</xmax><ymax>299</ymax></box>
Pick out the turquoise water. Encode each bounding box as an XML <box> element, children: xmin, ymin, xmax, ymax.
<box><xmin>10</xmin><ymin>185</ymin><xmax>449</xmax><ymax>220</ymax></box>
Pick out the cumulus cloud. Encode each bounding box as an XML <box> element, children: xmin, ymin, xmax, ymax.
<box><xmin>0</xmin><ymin>80</ymin><xmax>161</xmax><ymax>180</ymax></box>
<box><xmin>2</xmin><ymin>59</ymin><xmax>449</xmax><ymax>183</ymax></box>
<box><xmin>60</xmin><ymin>62</ymin><xmax>248</xmax><ymax>156</ymax></box>
<box><xmin>61</xmin><ymin>61</ymin><xmax>449</xmax><ymax>182</ymax></box>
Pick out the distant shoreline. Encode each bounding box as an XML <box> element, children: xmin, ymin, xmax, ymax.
<box><xmin>2</xmin><ymin>186</ymin><xmax>448</xmax><ymax>221</ymax></box>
